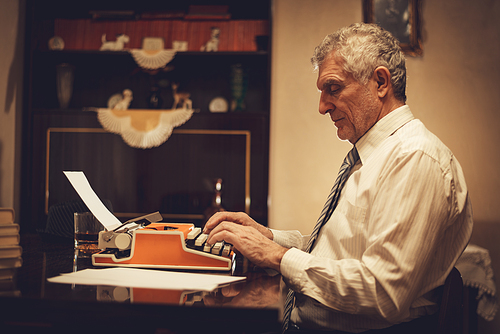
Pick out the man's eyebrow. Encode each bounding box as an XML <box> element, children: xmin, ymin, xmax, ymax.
<box><xmin>321</xmin><ymin>78</ymin><xmax>342</xmax><ymax>90</ymax></box>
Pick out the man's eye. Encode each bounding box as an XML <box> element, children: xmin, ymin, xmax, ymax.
<box><xmin>328</xmin><ymin>85</ymin><xmax>341</xmax><ymax>95</ymax></box>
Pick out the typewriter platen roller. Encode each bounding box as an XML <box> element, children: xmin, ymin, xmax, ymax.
<box><xmin>92</xmin><ymin>221</ymin><xmax>235</xmax><ymax>271</ymax></box>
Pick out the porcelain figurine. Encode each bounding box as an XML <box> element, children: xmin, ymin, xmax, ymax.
<box><xmin>200</xmin><ymin>27</ymin><xmax>220</xmax><ymax>52</ymax></box>
<box><xmin>100</xmin><ymin>34</ymin><xmax>130</xmax><ymax>51</ymax></box>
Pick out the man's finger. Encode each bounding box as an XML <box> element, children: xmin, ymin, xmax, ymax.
<box><xmin>207</xmin><ymin>221</ymin><xmax>240</xmax><ymax>245</ymax></box>
<box><xmin>204</xmin><ymin>212</ymin><xmax>238</xmax><ymax>233</ymax></box>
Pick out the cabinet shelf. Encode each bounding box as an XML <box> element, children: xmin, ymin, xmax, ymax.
<box><xmin>31</xmin><ymin>49</ymin><xmax>270</xmax><ymax>114</ymax></box>
<box><xmin>32</xmin><ymin>108</ymin><xmax>269</xmax><ymax>117</ymax></box>
<box><xmin>34</xmin><ymin>1</ymin><xmax>271</xmax><ymax>21</ymax></box>
<box><xmin>36</xmin><ymin>50</ymin><xmax>268</xmax><ymax>56</ymax></box>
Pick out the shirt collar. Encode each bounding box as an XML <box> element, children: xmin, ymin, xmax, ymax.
<box><xmin>355</xmin><ymin>105</ymin><xmax>414</xmax><ymax>164</ymax></box>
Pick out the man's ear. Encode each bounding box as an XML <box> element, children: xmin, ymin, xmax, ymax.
<box><xmin>373</xmin><ymin>66</ymin><xmax>391</xmax><ymax>98</ymax></box>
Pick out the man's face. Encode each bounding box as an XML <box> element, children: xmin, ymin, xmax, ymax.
<box><xmin>316</xmin><ymin>53</ymin><xmax>381</xmax><ymax>144</ymax></box>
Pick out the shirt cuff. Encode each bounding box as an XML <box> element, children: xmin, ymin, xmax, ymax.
<box><xmin>270</xmin><ymin>229</ymin><xmax>287</xmax><ymax>245</ymax></box>
<box><xmin>280</xmin><ymin>247</ymin><xmax>315</xmax><ymax>290</ymax></box>
<box><xmin>270</xmin><ymin>229</ymin><xmax>305</xmax><ymax>249</ymax></box>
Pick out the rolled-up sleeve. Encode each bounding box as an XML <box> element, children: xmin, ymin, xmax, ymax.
<box><xmin>270</xmin><ymin>229</ymin><xmax>308</xmax><ymax>250</ymax></box>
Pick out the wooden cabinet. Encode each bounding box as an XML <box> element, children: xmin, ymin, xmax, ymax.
<box><xmin>21</xmin><ymin>1</ymin><xmax>271</xmax><ymax>232</ymax></box>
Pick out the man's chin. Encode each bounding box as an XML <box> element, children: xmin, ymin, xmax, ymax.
<box><xmin>336</xmin><ymin>129</ymin><xmax>348</xmax><ymax>141</ymax></box>
<box><xmin>336</xmin><ymin>129</ymin><xmax>354</xmax><ymax>143</ymax></box>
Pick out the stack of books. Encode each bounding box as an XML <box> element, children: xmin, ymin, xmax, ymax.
<box><xmin>0</xmin><ymin>208</ymin><xmax>22</xmax><ymax>290</ymax></box>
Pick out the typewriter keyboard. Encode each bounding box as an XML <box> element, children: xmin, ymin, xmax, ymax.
<box><xmin>185</xmin><ymin>227</ymin><xmax>233</xmax><ymax>257</ymax></box>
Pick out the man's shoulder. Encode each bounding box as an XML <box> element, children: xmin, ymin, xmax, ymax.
<box><xmin>396</xmin><ymin>119</ymin><xmax>453</xmax><ymax>163</ymax></box>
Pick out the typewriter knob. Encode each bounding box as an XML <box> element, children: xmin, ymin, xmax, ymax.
<box><xmin>115</xmin><ymin>233</ymin><xmax>132</xmax><ymax>250</ymax></box>
<box><xmin>113</xmin><ymin>286</ymin><xmax>130</xmax><ymax>302</ymax></box>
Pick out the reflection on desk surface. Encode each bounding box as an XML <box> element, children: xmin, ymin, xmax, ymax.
<box><xmin>97</xmin><ymin>286</ymin><xmax>205</xmax><ymax>305</ymax></box>
<box><xmin>0</xmin><ymin>234</ymin><xmax>282</xmax><ymax>333</ymax></box>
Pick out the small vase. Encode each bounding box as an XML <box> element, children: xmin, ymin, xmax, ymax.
<box><xmin>230</xmin><ymin>64</ymin><xmax>248</xmax><ymax>112</ymax></box>
<box><xmin>56</xmin><ymin>63</ymin><xmax>75</xmax><ymax>109</ymax></box>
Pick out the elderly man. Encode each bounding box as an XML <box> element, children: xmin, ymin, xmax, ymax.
<box><xmin>204</xmin><ymin>23</ymin><xmax>473</xmax><ymax>333</ymax></box>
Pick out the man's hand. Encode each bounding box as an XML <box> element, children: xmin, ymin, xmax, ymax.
<box><xmin>204</xmin><ymin>211</ymin><xmax>273</xmax><ymax>239</ymax></box>
<box><xmin>203</xmin><ymin>212</ymin><xmax>287</xmax><ymax>272</ymax></box>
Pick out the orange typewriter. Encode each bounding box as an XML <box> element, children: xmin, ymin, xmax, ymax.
<box><xmin>93</xmin><ymin>213</ymin><xmax>235</xmax><ymax>271</ymax></box>
<box><xmin>63</xmin><ymin>171</ymin><xmax>235</xmax><ymax>272</ymax></box>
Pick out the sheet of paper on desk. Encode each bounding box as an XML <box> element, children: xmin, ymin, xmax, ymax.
<box><xmin>48</xmin><ymin>268</ymin><xmax>246</xmax><ymax>291</ymax></box>
<box><xmin>63</xmin><ymin>171</ymin><xmax>122</xmax><ymax>231</ymax></box>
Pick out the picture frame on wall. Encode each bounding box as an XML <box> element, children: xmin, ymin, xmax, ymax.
<box><xmin>363</xmin><ymin>0</ymin><xmax>422</xmax><ymax>56</ymax></box>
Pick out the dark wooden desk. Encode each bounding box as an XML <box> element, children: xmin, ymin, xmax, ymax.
<box><xmin>0</xmin><ymin>234</ymin><xmax>282</xmax><ymax>334</ymax></box>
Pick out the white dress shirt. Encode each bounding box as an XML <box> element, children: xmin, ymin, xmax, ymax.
<box><xmin>271</xmin><ymin>105</ymin><xmax>473</xmax><ymax>332</ymax></box>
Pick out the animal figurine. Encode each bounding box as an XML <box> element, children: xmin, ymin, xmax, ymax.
<box><xmin>112</xmin><ymin>89</ymin><xmax>133</xmax><ymax>110</ymax></box>
<box><xmin>200</xmin><ymin>27</ymin><xmax>220</xmax><ymax>52</ymax></box>
<box><xmin>171</xmin><ymin>83</ymin><xmax>192</xmax><ymax>109</ymax></box>
<box><xmin>100</xmin><ymin>34</ymin><xmax>130</xmax><ymax>51</ymax></box>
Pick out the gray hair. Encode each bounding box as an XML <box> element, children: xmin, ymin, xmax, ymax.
<box><xmin>311</xmin><ymin>23</ymin><xmax>407</xmax><ymax>102</ymax></box>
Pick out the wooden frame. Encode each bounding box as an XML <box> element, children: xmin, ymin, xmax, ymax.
<box><xmin>363</xmin><ymin>0</ymin><xmax>422</xmax><ymax>56</ymax></box>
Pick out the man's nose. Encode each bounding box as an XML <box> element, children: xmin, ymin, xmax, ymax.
<box><xmin>319</xmin><ymin>91</ymin><xmax>334</xmax><ymax>115</ymax></box>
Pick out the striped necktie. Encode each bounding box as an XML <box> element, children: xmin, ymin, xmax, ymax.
<box><xmin>281</xmin><ymin>147</ymin><xmax>360</xmax><ymax>333</ymax></box>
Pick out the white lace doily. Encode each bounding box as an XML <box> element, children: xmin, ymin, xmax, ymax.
<box><xmin>96</xmin><ymin>108</ymin><xmax>193</xmax><ymax>149</ymax></box>
<box><xmin>129</xmin><ymin>49</ymin><xmax>177</xmax><ymax>70</ymax></box>
<box><xmin>456</xmin><ymin>244</ymin><xmax>499</xmax><ymax>321</ymax></box>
